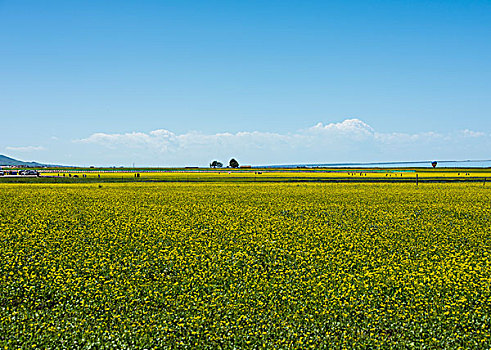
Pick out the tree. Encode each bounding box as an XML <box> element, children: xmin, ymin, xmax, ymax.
<box><xmin>229</xmin><ymin>158</ymin><xmax>239</xmax><ymax>168</ymax></box>
<box><xmin>210</xmin><ymin>160</ymin><xmax>223</xmax><ymax>168</ymax></box>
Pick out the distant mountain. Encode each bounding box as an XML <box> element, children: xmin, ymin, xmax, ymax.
<box><xmin>0</xmin><ymin>154</ymin><xmax>50</xmax><ymax>167</ymax></box>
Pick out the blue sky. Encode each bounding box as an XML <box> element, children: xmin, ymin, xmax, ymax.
<box><xmin>1</xmin><ymin>0</ymin><xmax>490</xmax><ymax>166</ymax></box>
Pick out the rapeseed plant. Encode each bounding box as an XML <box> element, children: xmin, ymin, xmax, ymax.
<box><xmin>0</xmin><ymin>183</ymin><xmax>489</xmax><ymax>348</ymax></box>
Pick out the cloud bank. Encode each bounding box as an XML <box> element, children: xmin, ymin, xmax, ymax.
<box><xmin>6</xmin><ymin>146</ymin><xmax>46</xmax><ymax>152</ymax></box>
<box><xmin>75</xmin><ymin>119</ymin><xmax>490</xmax><ymax>166</ymax></box>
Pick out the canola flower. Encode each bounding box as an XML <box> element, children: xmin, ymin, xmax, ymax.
<box><xmin>0</xmin><ymin>182</ymin><xmax>490</xmax><ymax>349</ymax></box>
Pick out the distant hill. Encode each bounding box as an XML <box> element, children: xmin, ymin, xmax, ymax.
<box><xmin>0</xmin><ymin>154</ymin><xmax>50</xmax><ymax>167</ymax></box>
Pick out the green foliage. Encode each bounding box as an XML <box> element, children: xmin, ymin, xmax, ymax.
<box><xmin>229</xmin><ymin>158</ymin><xmax>239</xmax><ymax>168</ymax></box>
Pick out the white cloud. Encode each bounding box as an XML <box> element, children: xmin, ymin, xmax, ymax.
<box><xmin>80</xmin><ymin>132</ymin><xmax>161</xmax><ymax>149</ymax></box>
<box><xmin>74</xmin><ymin>118</ymin><xmax>491</xmax><ymax>166</ymax></box>
<box><xmin>6</xmin><ymin>146</ymin><xmax>46</xmax><ymax>152</ymax></box>
<box><xmin>374</xmin><ymin>131</ymin><xmax>446</xmax><ymax>144</ymax></box>
<box><xmin>78</xmin><ymin>128</ymin><xmax>294</xmax><ymax>152</ymax></box>
<box><xmin>308</xmin><ymin>118</ymin><xmax>375</xmax><ymax>138</ymax></box>
<box><xmin>461</xmin><ymin>129</ymin><xmax>486</xmax><ymax>138</ymax></box>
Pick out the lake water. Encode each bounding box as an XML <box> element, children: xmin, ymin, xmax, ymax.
<box><xmin>260</xmin><ymin>160</ymin><xmax>491</xmax><ymax>168</ymax></box>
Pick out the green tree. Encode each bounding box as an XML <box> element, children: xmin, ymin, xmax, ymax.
<box><xmin>229</xmin><ymin>158</ymin><xmax>239</xmax><ymax>168</ymax></box>
<box><xmin>210</xmin><ymin>160</ymin><xmax>223</xmax><ymax>168</ymax></box>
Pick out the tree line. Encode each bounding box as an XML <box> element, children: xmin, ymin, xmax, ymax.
<box><xmin>210</xmin><ymin>158</ymin><xmax>239</xmax><ymax>168</ymax></box>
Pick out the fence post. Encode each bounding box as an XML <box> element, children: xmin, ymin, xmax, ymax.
<box><xmin>416</xmin><ymin>174</ymin><xmax>418</xmax><ymax>186</ymax></box>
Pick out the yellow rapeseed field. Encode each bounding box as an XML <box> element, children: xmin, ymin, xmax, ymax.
<box><xmin>0</xmin><ymin>183</ymin><xmax>490</xmax><ymax>348</ymax></box>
